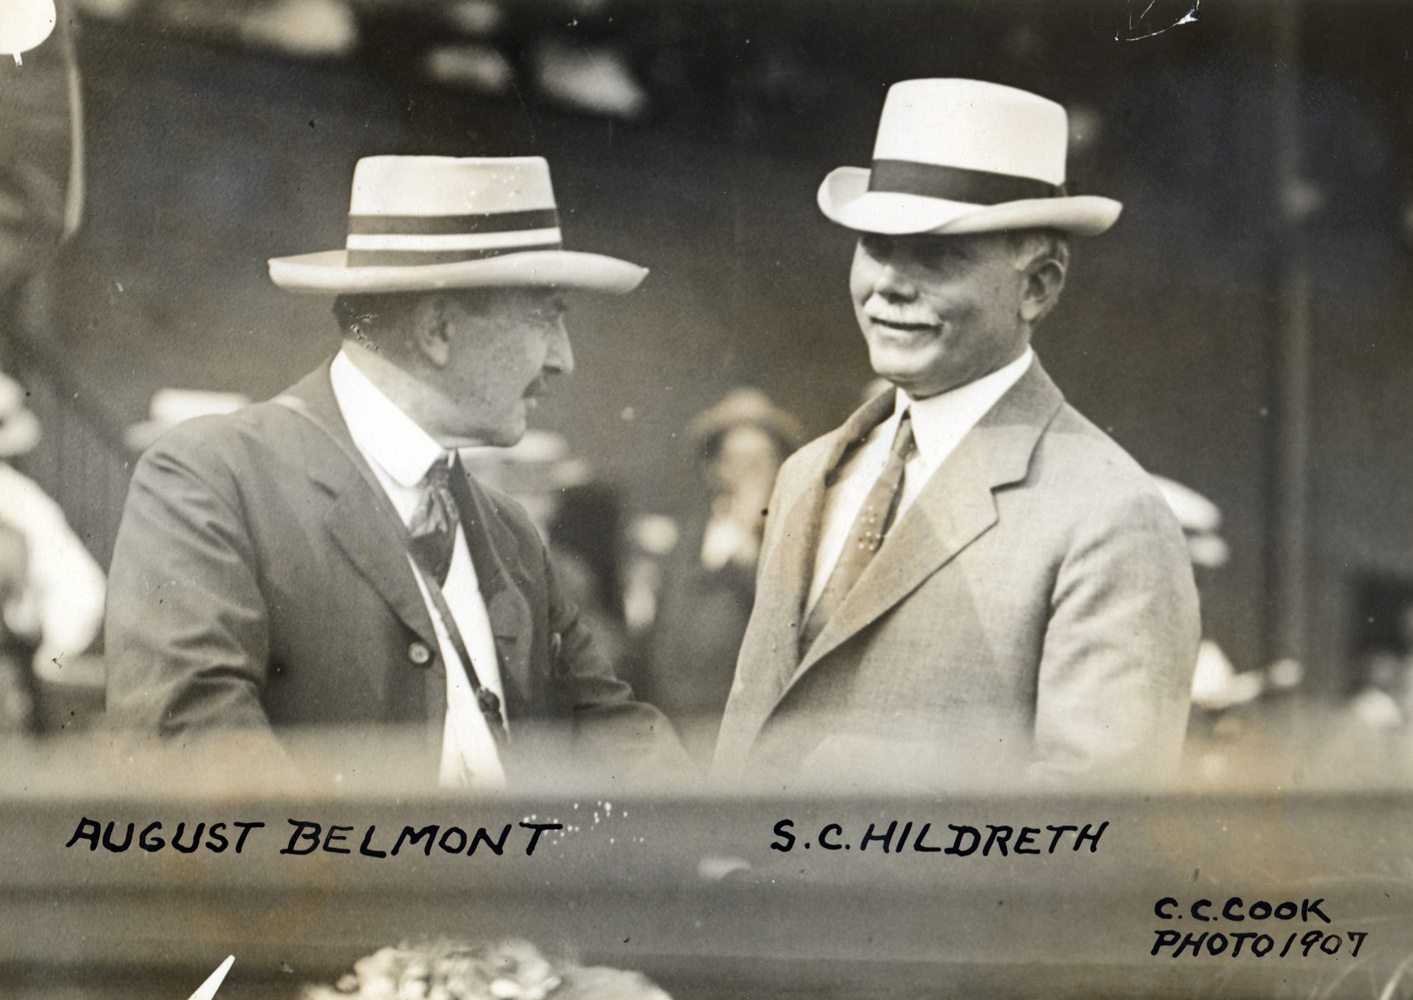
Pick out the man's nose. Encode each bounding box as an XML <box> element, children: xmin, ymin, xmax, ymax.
<box><xmin>545</xmin><ymin>320</ymin><xmax>575</xmax><ymax>376</ymax></box>
<box><xmin>871</xmin><ymin>261</ymin><xmax>916</xmax><ymax>299</ymax></box>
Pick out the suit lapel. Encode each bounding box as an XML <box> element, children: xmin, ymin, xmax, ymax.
<box><xmin>282</xmin><ymin>363</ymin><xmax>439</xmax><ymax>654</ymax></box>
<box><xmin>759</xmin><ymin>391</ymin><xmax>897</xmax><ymax>692</ymax></box>
<box><xmin>784</xmin><ymin>361</ymin><xmax>1066</xmax><ymax>691</ymax></box>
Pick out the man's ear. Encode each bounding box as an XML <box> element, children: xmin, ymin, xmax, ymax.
<box><xmin>407</xmin><ymin>295</ymin><xmax>453</xmax><ymax>368</ymax></box>
<box><xmin>1019</xmin><ymin>252</ymin><xmax>1068</xmax><ymax>326</ymax></box>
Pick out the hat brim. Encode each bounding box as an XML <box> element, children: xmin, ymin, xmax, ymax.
<box><xmin>268</xmin><ymin>248</ymin><xmax>648</xmax><ymax>295</ymax></box>
<box><xmin>818</xmin><ymin>167</ymin><xmax>1122</xmax><ymax>237</ymax></box>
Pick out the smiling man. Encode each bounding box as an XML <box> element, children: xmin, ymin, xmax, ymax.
<box><xmin>712</xmin><ymin>80</ymin><xmax>1201</xmax><ymax>788</ymax></box>
<box><xmin>105</xmin><ymin>156</ymin><xmax>680</xmax><ymax>788</ymax></box>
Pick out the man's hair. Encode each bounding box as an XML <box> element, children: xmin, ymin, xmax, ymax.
<box><xmin>331</xmin><ymin>292</ymin><xmax>417</xmax><ymax>348</ymax></box>
<box><xmin>1005</xmin><ymin>228</ymin><xmax>1070</xmax><ymax>273</ymax></box>
<box><xmin>1005</xmin><ymin>228</ymin><xmax>1070</xmax><ymax>329</ymax></box>
<box><xmin>331</xmin><ymin>289</ymin><xmax>500</xmax><ymax>351</ymax></box>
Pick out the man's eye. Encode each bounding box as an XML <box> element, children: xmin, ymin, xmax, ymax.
<box><xmin>917</xmin><ymin>244</ymin><xmax>967</xmax><ymax>269</ymax></box>
<box><xmin>861</xmin><ymin>235</ymin><xmax>894</xmax><ymax>258</ymax></box>
<box><xmin>535</xmin><ymin>295</ymin><xmax>568</xmax><ymax>318</ymax></box>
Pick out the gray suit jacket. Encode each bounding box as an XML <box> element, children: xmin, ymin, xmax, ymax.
<box><xmin>711</xmin><ymin>360</ymin><xmax>1200</xmax><ymax>788</ymax></box>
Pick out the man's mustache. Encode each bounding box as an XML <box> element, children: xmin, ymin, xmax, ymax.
<box><xmin>861</xmin><ymin>296</ymin><xmax>939</xmax><ymax>327</ymax></box>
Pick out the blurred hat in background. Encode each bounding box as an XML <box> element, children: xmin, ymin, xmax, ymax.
<box><xmin>125</xmin><ymin>387</ymin><xmax>251</xmax><ymax>453</ymax></box>
<box><xmin>0</xmin><ymin>372</ymin><xmax>41</xmax><ymax>458</ymax></box>
<box><xmin>1152</xmin><ymin>474</ymin><xmax>1230</xmax><ymax>569</ymax></box>
<box><xmin>688</xmin><ymin>388</ymin><xmax>805</xmax><ymax>458</ymax></box>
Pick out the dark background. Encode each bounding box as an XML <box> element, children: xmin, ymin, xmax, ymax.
<box><xmin>10</xmin><ymin>0</ymin><xmax>1413</xmax><ymax>694</ymax></box>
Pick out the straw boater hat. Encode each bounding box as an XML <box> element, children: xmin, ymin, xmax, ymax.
<box><xmin>818</xmin><ymin>78</ymin><xmax>1122</xmax><ymax>237</ymax></box>
<box><xmin>268</xmin><ymin>156</ymin><xmax>647</xmax><ymax>294</ymax></box>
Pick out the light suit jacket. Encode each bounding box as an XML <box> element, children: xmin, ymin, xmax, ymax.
<box><xmin>711</xmin><ymin>360</ymin><xmax>1200</xmax><ymax>788</ymax></box>
<box><xmin>105</xmin><ymin>361</ymin><xmax>676</xmax><ymax>781</ymax></box>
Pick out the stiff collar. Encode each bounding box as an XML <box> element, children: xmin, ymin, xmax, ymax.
<box><xmin>895</xmin><ymin>347</ymin><xmax>1035</xmax><ymax>469</ymax></box>
<box><xmin>329</xmin><ymin>349</ymin><xmax>447</xmax><ymax>487</ymax></box>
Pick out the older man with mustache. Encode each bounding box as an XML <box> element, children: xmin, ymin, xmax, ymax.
<box><xmin>712</xmin><ymin>80</ymin><xmax>1200</xmax><ymax>789</ymax></box>
<box><xmin>106</xmin><ymin>156</ymin><xmax>682</xmax><ymax>788</ymax></box>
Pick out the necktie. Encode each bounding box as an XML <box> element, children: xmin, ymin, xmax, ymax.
<box><xmin>408</xmin><ymin>453</ymin><xmax>460</xmax><ymax>586</ymax></box>
<box><xmin>800</xmin><ymin>411</ymin><xmax>915</xmax><ymax>654</ymax></box>
<box><xmin>409</xmin><ymin>453</ymin><xmax>510</xmax><ymax>766</ymax></box>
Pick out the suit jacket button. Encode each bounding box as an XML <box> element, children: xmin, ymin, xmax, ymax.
<box><xmin>408</xmin><ymin>641</ymin><xmax>433</xmax><ymax>665</ymax></box>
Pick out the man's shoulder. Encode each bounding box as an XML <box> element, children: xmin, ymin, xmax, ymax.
<box><xmin>138</xmin><ymin>400</ymin><xmax>312</xmax><ymax>469</ymax></box>
<box><xmin>778</xmin><ymin>428</ymin><xmax>838</xmax><ymax>477</ymax></box>
<box><xmin>131</xmin><ymin>370</ymin><xmax>338</xmax><ymax>496</ymax></box>
<box><xmin>1020</xmin><ymin>401</ymin><xmax>1185</xmax><ymax>547</ymax></box>
<box><xmin>1039</xmin><ymin>402</ymin><xmax>1164</xmax><ymax>492</ymax></box>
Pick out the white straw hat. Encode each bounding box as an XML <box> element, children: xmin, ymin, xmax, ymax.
<box><xmin>818</xmin><ymin>79</ymin><xmax>1122</xmax><ymax>237</ymax></box>
<box><xmin>269</xmin><ymin>156</ymin><xmax>648</xmax><ymax>294</ymax></box>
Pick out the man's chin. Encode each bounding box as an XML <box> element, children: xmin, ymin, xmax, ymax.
<box><xmin>441</xmin><ymin>419</ymin><xmax>525</xmax><ymax>450</ymax></box>
<box><xmin>869</xmin><ymin>368</ymin><xmax>952</xmax><ymax>401</ymax></box>
<box><xmin>868</xmin><ymin>356</ymin><xmax>940</xmax><ymax>394</ymax></box>
<box><xmin>484</xmin><ymin>424</ymin><xmax>526</xmax><ymax>448</ymax></box>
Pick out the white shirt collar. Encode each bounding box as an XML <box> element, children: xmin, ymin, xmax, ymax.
<box><xmin>897</xmin><ymin>347</ymin><xmax>1035</xmax><ymax>469</ymax></box>
<box><xmin>329</xmin><ymin>349</ymin><xmax>447</xmax><ymax>488</ymax></box>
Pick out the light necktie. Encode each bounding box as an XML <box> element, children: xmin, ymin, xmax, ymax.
<box><xmin>408</xmin><ymin>453</ymin><xmax>460</xmax><ymax>586</ymax></box>
<box><xmin>800</xmin><ymin>411</ymin><xmax>916</xmax><ymax>654</ymax></box>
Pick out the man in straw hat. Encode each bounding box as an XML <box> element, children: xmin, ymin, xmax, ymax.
<box><xmin>712</xmin><ymin>80</ymin><xmax>1200</xmax><ymax>787</ymax></box>
<box><xmin>105</xmin><ymin>156</ymin><xmax>681</xmax><ymax>787</ymax></box>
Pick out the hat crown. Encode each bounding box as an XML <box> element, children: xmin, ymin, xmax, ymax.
<box><xmin>342</xmin><ymin>156</ymin><xmax>564</xmax><ymax>268</ymax></box>
<box><xmin>872</xmin><ymin>79</ymin><xmax>1069</xmax><ymax>185</ymax></box>
<box><xmin>348</xmin><ymin>156</ymin><xmax>558</xmax><ymax>216</ymax></box>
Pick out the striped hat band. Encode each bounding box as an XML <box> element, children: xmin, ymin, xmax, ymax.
<box><xmin>344</xmin><ymin>207</ymin><xmax>563</xmax><ymax>267</ymax></box>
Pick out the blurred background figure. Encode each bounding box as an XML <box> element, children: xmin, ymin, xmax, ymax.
<box><xmin>635</xmin><ymin>388</ymin><xmax>803</xmax><ymax>763</ymax></box>
<box><xmin>1155</xmin><ymin>474</ymin><xmax>1309</xmax><ymax>786</ymax></box>
<box><xmin>0</xmin><ymin>518</ymin><xmax>35</xmax><ymax>733</ymax></box>
<box><xmin>1152</xmin><ymin>475</ymin><xmax>1261</xmax><ymax>712</ymax></box>
<box><xmin>462</xmin><ymin>431</ymin><xmax>632</xmax><ymax>671</ymax></box>
<box><xmin>550</xmin><ymin>482</ymin><xmax>631</xmax><ymax>674</ymax></box>
<box><xmin>1347</xmin><ymin>601</ymin><xmax>1413</xmax><ymax>731</ymax></box>
<box><xmin>0</xmin><ymin>0</ymin><xmax>81</xmax><ymax>370</ymax></box>
<box><xmin>0</xmin><ymin>370</ymin><xmax>106</xmax><ymax>732</ymax></box>
<box><xmin>75</xmin><ymin>0</ymin><xmax>359</xmax><ymax>60</ymax></box>
<box><xmin>1304</xmin><ymin>601</ymin><xmax>1413</xmax><ymax>788</ymax></box>
<box><xmin>364</xmin><ymin>0</ymin><xmax>648</xmax><ymax>120</ymax></box>
<box><xmin>462</xmin><ymin>430</ymin><xmax>593</xmax><ymax>540</ymax></box>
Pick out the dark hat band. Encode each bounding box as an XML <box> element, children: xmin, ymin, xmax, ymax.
<box><xmin>868</xmin><ymin>159</ymin><xmax>1064</xmax><ymax>204</ymax></box>
<box><xmin>347</xmin><ymin>208</ymin><xmax>560</xmax><ymax>235</ymax></box>
<box><xmin>345</xmin><ymin>244</ymin><xmax>564</xmax><ymax>266</ymax></box>
<box><xmin>345</xmin><ymin>208</ymin><xmax>563</xmax><ymax>267</ymax></box>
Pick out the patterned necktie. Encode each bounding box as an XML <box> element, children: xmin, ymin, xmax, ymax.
<box><xmin>800</xmin><ymin>411</ymin><xmax>916</xmax><ymax>654</ymax></box>
<box><xmin>408</xmin><ymin>453</ymin><xmax>461</xmax><ymax>586</ymax></box>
